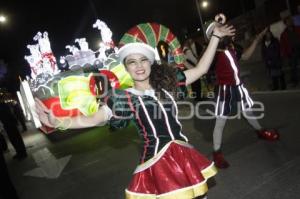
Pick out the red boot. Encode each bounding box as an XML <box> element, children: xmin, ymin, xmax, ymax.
<box><xmin>213</xmin><ymin>151</ymin><xmax>230</xmax><ymax>169</ymax></box>
<box><xmin>257</xmin><ymin>129</ymin><xmax>279</xmax><ymax>141</ymax></box>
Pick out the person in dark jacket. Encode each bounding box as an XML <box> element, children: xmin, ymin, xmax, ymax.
<box><xmin>262</xmin><ymin>29</ymin><xmax>286</xmax><ymax>90</ymax></box>
<box><xmin>0</xmin><ymin>150</ymin><xmax>20</xmax><ymax>199</ymax></box>
<box><xmin>0</xmin><ymin>88</ymin><xmax>27</xmax><ymax>160</ymax></box>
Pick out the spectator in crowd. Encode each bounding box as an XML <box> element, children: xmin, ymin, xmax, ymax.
<box><xmin>262</xmin><ymin>29</ymin><xmax>286</xmax><ymax>90</ymax></box>
<box><xmin>280</xmin><ymin>16</ymin><xmax>300</xmax><ymax>87</ymax></box>
<box><xmin>0</xmin><ymin>88</ymin><xmax>27</xmax><ymax>160</ymax></box>
<box><xmin>0</xmin><ymin>149</ymin><xmax>20</xmax><ymax>199</ymax></box>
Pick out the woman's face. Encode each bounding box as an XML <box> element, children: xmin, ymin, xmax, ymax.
<box><xmin>124</xmin><ymin>53</ymin><xmax>151</xmax><ymax>82</ymax></box>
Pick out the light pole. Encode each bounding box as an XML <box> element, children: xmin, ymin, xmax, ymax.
<box><xmin>286</xmin><ymin>0</ymin><xmax>291</xmax><ymax>14</ymax></box>
<box><xmin>195</xmin><ymin>0</ymin><xmax>208</xmax><ymax>38</ymax></box>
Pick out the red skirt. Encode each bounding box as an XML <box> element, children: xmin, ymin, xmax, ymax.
<box><xmin>126</xmin><ymin>140</ymin><xmax>217</xmax><ymax>199</ymax></box>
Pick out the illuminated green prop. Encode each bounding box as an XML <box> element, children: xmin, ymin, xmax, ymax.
<box><xmin>57</xmin><ymin>74</ymin><xmax>98</xmax><ymax>116</ymax></box>
<box><xmin>104</xmin><ymin>54</ymin><xmax>133</xmax><ymax>89</ymax></box>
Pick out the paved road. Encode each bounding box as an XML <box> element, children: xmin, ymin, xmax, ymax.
<box><xmin>3</xmin><ymin>90</ymin><xmax>300</xmax><ymax>199</ymax></box>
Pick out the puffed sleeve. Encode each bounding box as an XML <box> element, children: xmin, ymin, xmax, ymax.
<box><xmin>104</xmin><ymin>89</ymin><xmax>133</xmax><ymax>129</ymax></box>
<box><xmin>176</xmin><ymin>69</ymin><xmax>188</xmax><ymax>100</ymax></box>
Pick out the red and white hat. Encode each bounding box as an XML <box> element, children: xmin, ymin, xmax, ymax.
<box><xmin>118</xmin><ymin>42</ymin><xmax>157</xmax><ymax>64</ymax></box>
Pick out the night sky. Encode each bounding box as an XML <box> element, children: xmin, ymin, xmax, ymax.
<box><xmin>0</xmin><ymin>0</ymin><xmax>254</xmax><ymax>90</ymax></box>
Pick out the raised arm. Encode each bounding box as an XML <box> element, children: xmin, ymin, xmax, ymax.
<box><xmin>184</xmin><ymin>24</ymin><xmax>235</xmax><ymax>85</ymax></box>
<box><xmin>241</xmin><ymin>28</ymin><xmax>267</xmax><ymax>61</ymax></box>
<box><xmin>35</xmin><ymin>98</ymin><xmax>109</xmax><ymax>129</ymax></box>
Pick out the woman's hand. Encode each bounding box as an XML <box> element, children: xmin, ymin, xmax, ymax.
<box><xmin>211</xmin><ymin>13</ymin><xmax>235</xmax><ymax>39</ymax></box>
<box><xmin>213</xmin><ymin>24</ymin><xmax>236</xmax><ymax>39</ymax></box>
<box><xmin>35</xmin><ymin>98</ymin><xmax>57</xmax><ymax>128</ymax></box>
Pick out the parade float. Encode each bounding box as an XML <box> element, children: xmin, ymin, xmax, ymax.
<box><xmin>20</xmin><ymin>20</ymin><xmax>185</xmax><ymax>133</ymax></box>
<box><xmin>20</xmin><ymin>19</ymin><xmax>133</xmax><ymax>133</ymax></box>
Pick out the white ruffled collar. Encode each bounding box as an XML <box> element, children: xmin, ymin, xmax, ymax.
<box><xmin>126</xmin><ymin>88</ymin><xmax>156</xmax><ymax>97</ymax></box>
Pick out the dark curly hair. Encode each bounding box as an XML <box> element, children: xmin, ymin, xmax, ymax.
<box><xmin>149</xmin><ymin>62</ymin><xmax>178</xmax><ymax>100</ymax></box>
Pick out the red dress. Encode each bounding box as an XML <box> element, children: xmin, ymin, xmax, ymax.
<box><xmin>105</xmin><ymin>70</ymin><xmax>217</xmax><ymax>198</ymax></box>
<box><xmin>214</xmin><ymin>49</ymin><xmax>254</xmax><ymax>116</ymax></box>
